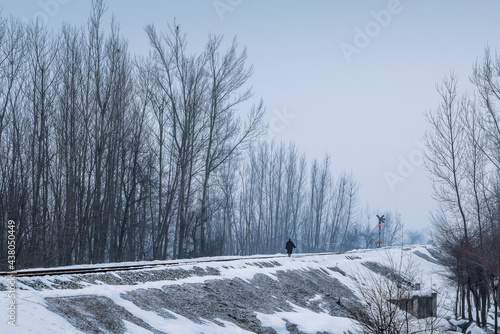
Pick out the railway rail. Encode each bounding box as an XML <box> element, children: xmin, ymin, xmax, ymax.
<box><xmin>0</xmin><ymin>252</ymin><xmax>337</xmax><ymax>278</ymax></box>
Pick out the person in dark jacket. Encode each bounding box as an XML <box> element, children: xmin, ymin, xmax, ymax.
<box><xmin>285</xmin><ymin>238</ymin><xmax>296</xmax><ymax>257</ymax></box>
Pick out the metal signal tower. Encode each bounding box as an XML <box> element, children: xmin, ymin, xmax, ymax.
<box><xmin>376</xmin><ymin>214</ymin><xmax>385</xmax><ymax>247</ymax></box>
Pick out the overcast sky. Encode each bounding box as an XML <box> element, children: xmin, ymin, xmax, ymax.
<box><xmin>2</xmin><ymin>0</ymin><xmax>500</xmax><ymax>233</ymax></box>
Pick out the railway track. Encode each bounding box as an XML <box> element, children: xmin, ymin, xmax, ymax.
<box><xmin>0</xmin><ymin>252</ymin><xmax>337</xmax><ymax>278</ymax></box>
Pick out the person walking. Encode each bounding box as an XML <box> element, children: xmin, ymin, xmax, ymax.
<box><xmin>285</xmin><ymin>238</ymin><xmax>296</xmax><ymax>257</ymax></box>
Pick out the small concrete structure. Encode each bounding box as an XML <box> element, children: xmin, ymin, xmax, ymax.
<box><xmin>393</xmin><ymin>292</ymin><xmax>437</xmax><ymax>319</ymax></box>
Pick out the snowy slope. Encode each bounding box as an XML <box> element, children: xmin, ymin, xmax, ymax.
<box><xmin>0</xmin><ymin>246</ymin><xmax>458</xmax><ymax>333</ymax></box>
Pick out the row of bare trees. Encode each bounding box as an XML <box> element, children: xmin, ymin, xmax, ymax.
<box><xmin>233</xmin><ymin>141</ymin><xmax>361</xmax><ymax>255</ymax></box>
<box><xmin>0</xmin><ymin>4</ymin><xmax>147</xmax><ymax>267</ymax></box>
<box><xmin>0</xmin><ymin>1</ymin><xmax>377</xmax><ymax>270</ymax></box>
<box><xmin>425</xmin><ymin>48</ymin><xmax>500</xmax><ymax>331</ymax></box>
<box><xmin>0</xmin><ymin>1</ymin><xmax>261</xmax><ymax>268</ymax></box>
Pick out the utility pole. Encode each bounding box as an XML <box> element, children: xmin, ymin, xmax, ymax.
<box><xmin>376</xmin><ymin>214</ymin><xmax>385</xmax><ymax>248</ymax></box>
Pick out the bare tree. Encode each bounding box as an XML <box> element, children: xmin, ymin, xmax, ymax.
<box><xmin>328</xmin><ymin>171</ymin><xmax>359</xmax><ymax>251</ymax></box>
<box><xmin>145</xmin><ymin>22</ymin><xmax>211</xmax><ymax>259</ymax></box>
<box><xmin>304</xmin><ymin>155</ymin><xmax>331</xmax><ymax>252</ymax></box>
<box><xmin>25</xmin><ymin>19</ymin><xmax>60</xmax><ymax>266</ymax></box>
<box><xmin>0</xmin><ymin>17</ymin><xmax>27</xmax><ymax>269</ymax></box>
<box><xmin>198</xmin><ymin>35</ymin><xmax>265</xmax><ymax>256</ymax></box>
<box><xmin>424</xmin><ymin>73</ymin><xmax>469</xmax><ymax>244</ymax></box>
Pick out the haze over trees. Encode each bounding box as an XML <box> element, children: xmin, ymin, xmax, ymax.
<box><xmin>425</xmin><ymin>49</ymin><xmax>500</xmax><ymax>331</ymax></box>
<box><xmin>0</xmin><ymin>1</ymin><xmax>409</xmax><ymax>270</ymax></box>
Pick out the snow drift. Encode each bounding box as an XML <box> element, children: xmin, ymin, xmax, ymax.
<box><xmin>0</xmin><ymin>246</ymin><xmax>459</xmax><ymax>333</ymax></box>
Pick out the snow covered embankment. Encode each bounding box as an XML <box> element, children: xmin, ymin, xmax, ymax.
<box><xmin>1</xmin><ymin>246</ymin><xmax>448</xmax><ymax>334</ymax></box>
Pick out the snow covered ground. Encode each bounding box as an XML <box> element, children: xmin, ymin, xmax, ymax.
<box><xmin>0</xmin><ymin>246</ymin><xmax>492</xmax><ymax>333</ymax></box>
